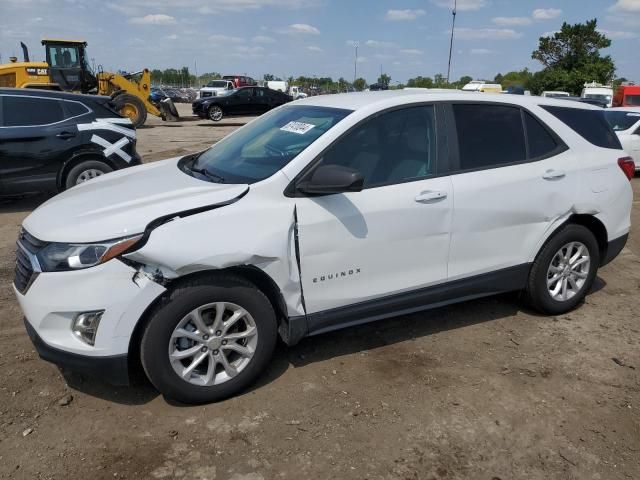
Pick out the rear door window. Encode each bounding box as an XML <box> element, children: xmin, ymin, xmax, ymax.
<box><xmin>2</xmin><ymin>96</ymin><xmax>65</xmax><ymax>127</ymax></box>
<box><xmin>542</xmin><ymin>106</ymin><xmax>621</xmax><ymax>149</ymax></box>
<box><xmin>452</xmin><ymin>104</ymin><xmax>526</xmax><ymax>170</ymax></box>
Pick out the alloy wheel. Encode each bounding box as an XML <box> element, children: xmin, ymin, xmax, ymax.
<box><xmin>208</xmin><ymin>106</ymin><xmax>223</xmax><ymax>121</ymax></box>
<box><xmin>168</xmin><ymin>302</ymin><xmax>258</xmax><ymax>386</ymax></box>
<box><xmin>546</xmin><ymin>241</ymin><xmax>590</xmax><ymax>302</ymax></box>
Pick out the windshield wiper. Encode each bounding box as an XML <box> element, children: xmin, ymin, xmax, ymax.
<box><xmin>189</xmin><ymin>165</ymin><xmax>225</xmax><ymax>183</ymax></box>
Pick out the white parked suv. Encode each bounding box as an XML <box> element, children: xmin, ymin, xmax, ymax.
<box><xmin>604</xmin><ymin>108</ymin><xmax>640</xmax><ymax>172</ymax></box>
<box><xmin>15</xmin><ymin>91</ymin><xmax>633</xmax><ymax>403</ymax></box>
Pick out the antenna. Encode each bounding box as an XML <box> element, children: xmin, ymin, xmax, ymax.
<box><xmin>446</xmin><ymin>0</ymin><xmax>457</xmax><ymax>85</ymax></box>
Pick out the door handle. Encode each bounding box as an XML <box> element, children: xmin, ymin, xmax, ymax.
<box><xmin>56</xmin><ymin>131</ymin><xmax>76</xmax><ymax>140</ymax></box>
<box><xmin>542</xmin><ymin>169</ymin><xmax>565</xmax><ymax>180</ymax></box>
<box><xmin>415</xmin><ymin>190</ymin><xmax>448</xmax><ymax>203</ymax></box>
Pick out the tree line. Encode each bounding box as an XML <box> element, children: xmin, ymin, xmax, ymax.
<box><xmin>149</xmin><ymin>19</ymin><xmax>625</xmax><ymax>95</ymax></box>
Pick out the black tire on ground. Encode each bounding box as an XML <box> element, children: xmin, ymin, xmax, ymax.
<box><xmin>64</xmin><ymin>160</ymin><xmax>113</xmax><ymax>190</ymax></box>
<box><xmin>208</xmin><ymin>104</ymin><xmax>224</xmax><ymax>122</ymax></box>
<box><xmin>140</xmin><ymin>274</ymin><xmax>278</xmax><ymax>404</ymax></box>
<box><xmin>525</xmin><ymin>224</ymin><xmax>600</xmax><ymax>315</ymax></box>
<box><xmin>113</xmin><ymin>93</ymin><xmax>148</xmax><ymax>127</ymax></box>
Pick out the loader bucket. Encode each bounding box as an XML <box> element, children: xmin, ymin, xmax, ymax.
<box><xmin>159</xmin><ymin>98</ymin><xmax>180</xmax><ymax>122</ymax></box>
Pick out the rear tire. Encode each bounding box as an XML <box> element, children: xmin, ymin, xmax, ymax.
<box><xmin>64</xmin><ymin>160</ymin><xmax>113</xmax><ymax>189</ymax></box>
<box><xmin>113</xmin><ymin>93</ymin><xmax>147</xmax><ymax>127</ymax></box>
<box><xmin>140</xmin><ymin>275</ymin><xmax>277</xmax><ymax>404</ymax></box>
<box><xmin>525</xmin><ymin>224</ymin><xmax>599</xmax><ymax>314</ymax></box>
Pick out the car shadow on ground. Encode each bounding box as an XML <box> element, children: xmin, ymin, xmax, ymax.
<box><xmin>0</xmin><ymin>194</ymin><xmax>51</xmax><ymax>214</ymax></box>
<box><xmin>54</xmin><ymin>282</ymin><xmax>607</xmax><ymax>406</ymax></box>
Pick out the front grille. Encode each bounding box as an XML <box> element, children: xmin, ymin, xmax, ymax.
<box><xmin>201</xmin><ymin>91</ymin><xmax>212</xmax><ymax>98</ymax></box>
<box><xmin>14</xmin><ymin>229</ymin><xmax>46</xmax><ymax>294</ymax></box>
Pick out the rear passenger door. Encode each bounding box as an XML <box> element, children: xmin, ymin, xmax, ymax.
<box><xmin>0</xmin><ymin>95</ymin><xmax>84</xmax><ymax>194</ymax></box>
<box><xmin>445</xmin><ymin>102</ymin><xmax>578</xmax><ymax>280</ymax></box>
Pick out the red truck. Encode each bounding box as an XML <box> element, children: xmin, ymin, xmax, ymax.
<box><xmin>613</xmin><ymin>85</ymin><xmax>640</xmax><ymax>107</ymax></box>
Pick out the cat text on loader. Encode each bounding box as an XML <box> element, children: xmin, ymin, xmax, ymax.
<box><xmin>0</xmin><ymin>40</ymin><xmax>178</xmax><ymax>127</ymax></box>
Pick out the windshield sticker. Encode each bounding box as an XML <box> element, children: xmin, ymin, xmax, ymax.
<box><xmin>280</xmin><ymin>121</ymin><xmax>316</xmax><ymax>134</ymax></box>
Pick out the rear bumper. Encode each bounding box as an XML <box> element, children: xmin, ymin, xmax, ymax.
<box><xmin>601</xmin><ymin>233</ymin><xmax>628</xmax><ymax>266</ymax></box>
<box><xmin>24</xmin><ymin>318</ymin><xmax>130</xmax><ymax>385</ymax></box>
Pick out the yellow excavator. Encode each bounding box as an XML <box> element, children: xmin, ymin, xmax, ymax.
<box><xmin>0</xmin><ymin>40</ymin><xmax>178</xmax><ymax>127</ymax></box>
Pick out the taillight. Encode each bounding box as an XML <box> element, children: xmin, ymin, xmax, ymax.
<box><xmin>618</xmin><ymin>156</ymin><xmax>635</xmax><ymax>181</ymax></box>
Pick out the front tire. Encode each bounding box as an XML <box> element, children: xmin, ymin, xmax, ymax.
<box><xmin>526</xmin><ymin>224</ymin><xmax>599</xmax><ymax>314</ymax></box>
<box><xmin>208</xmin><ymin>105</ymin><xmax>224</xmax><ymax>122</ymax></box>
<box><xmin>140</xmin><ymin>275</ymin><xmax>277</xmax><ymax>404</ymax></box>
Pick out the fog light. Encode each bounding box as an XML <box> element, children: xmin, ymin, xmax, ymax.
<box><xmin>72</xmin><ymin>311</ymin><xmax>104</xmax><ymax>346</ymax></box>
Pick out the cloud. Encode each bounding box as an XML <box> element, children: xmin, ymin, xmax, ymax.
<box><xmin>113</xmin><ymin>0</ymin><xmax>319</xmax><ymax>15</ymax></box>
<box><xmin>252</xmin><ymin>35</ymin><xmax>275</xmax><ymax>43</ymax></box>
<box><xmin>532</xmin><ymin>8</ymin><xmax>562</xmax><ymax>20</ymax></box>
<box><xmin>345</xmin><ymin>40</ymin><xmax>359</xmax><ymax>47</ymax></box>
<box><xmin>364</xmin><ymin>39</ymin><xmax>397</xmax><ymax>48</ymax></box>
<box><xmin>209</xmin><ymin>34</ymin><xmax>244</xmax><ymax>43</ymax></box>
<box><xmin>235</xmin><ymin>45</ymin><xmax>265</xmax><ymax>54</ymax></box>
<box><xmin>492</xmin><ymin>16</ymin><xmax>532</xmax><ymax>26</ymax></box>
<box><xmin>431</xmin><ymin>0</ymin><xmax>488</xmax><ymax>11</ymax></box>
<box><xmin>541</xmin><ymin>30</ymin><xmax>560</xmax><ymax>37</ymax></box>
<box><xmin>597</xmin><ymin>28</ymin><xmax>638</xmax><ymax>39</ymax></box>
<box><xmin>129</xmin><ymin>14</ymin><xmax>176</xmax><ymax>25</ymax></box>
<box><xmin>386</xmin><ymin>9</ymin><xmax>426</xmax><ymax>21</ymax></box>
<box><xmin>306</xmin><ymin>45</ymin><xmax>323</xmax><ymax>52</ymax></box>
<box><xmin>454</xmin><ymin>28</ymin><xmax>523</xmax><ymax>40</ymax></box>
<box><xmin>166</xmin><ymin>33</ymin><xmax>178</xmax><ymax>40</ymax></box>
<box><xmin>277</xmin><ymin>23</ymin><xmax>320</xmax><ymax>34</ymax></box>
<box><xmin>470</xmin><ymin>48</ymin><xmax>495</xmax><ymax>54</ymax></box>
<box><xmin>400</xmin><ymin>48</ymin><xmax>423</xmax><ymax>55</ymax></box>
<box><xmin>609</xmin><ymin>0</ymin><xmax>640</xmax><ymax>13</ymax></box>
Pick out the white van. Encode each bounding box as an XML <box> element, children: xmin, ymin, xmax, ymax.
<box><xmin>16</xmin><ymin>91</ymin><xmax>633</xmax><ymax>403</ymax></box>
<box><xmin>581</xmin><ymin>82</ymin><xmax>614</xmax><ymax>107</ymax></box>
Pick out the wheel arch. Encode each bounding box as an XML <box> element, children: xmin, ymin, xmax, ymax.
<box><xmin>57</xmin><ymin>150</ymin><xmax>116</xmax><ymax>191</ymax></box>
<box><xmin>126</xmin><ymin>265</ymin><xmax>289</xmax><ymax>370</ymax></box>
<box><xmin>533</xmin><ymin>214</ymin><xmax>608</xmax><ymax>266</ymax></box>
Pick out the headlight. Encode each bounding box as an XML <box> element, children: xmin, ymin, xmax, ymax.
<box><xmin>36</xmin><ymin>235</ymin><xmax>143</xmax><ymax>272</ymax></box>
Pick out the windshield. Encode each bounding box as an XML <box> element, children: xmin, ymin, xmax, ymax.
<box><xmin>585</xmin><ymin>94</ymin><xmax>612</xmax><ymax>102</ymax></box>
<box><xmin>206</xmin><ymin>81</ymin><xmax>228</xmax><ymax>88</ymax></box>
<box><xmin>182</xmin><ymin>105</ymin><xmax>352</xmax><ymax>184</ymax></box>
<box><xmin>604</xmin><ymin>111</ymin><xmax>640</xmax><ymax>131</ymax></box>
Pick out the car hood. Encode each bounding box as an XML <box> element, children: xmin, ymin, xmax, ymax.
<box><xmin>23</xmin><ymin>158</ymin><xmax>249</xmax><ymax>243</ymax></box>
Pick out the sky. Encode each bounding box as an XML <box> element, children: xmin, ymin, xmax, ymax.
<box><xmin>1</xmin><ymin>0</ymin><xmax>639</xmax><ymax>84</ymax></box>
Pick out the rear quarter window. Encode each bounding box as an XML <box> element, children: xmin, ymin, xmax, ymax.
<box><xmin>542</xmin><ymin>105</ymin><xmax>621</xmax><ymax>149</ymax></box>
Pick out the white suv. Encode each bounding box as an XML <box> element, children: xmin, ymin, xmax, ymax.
<box><xmin>15</xmin><ymin>91</ymin><xmax>633</xmax><ymax>404</ymax></box>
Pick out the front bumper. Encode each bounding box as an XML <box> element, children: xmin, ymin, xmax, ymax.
<box><xmin>15</xmin><ymin>258</ymin><xmax>166</xmax><ymax>359</ymax></box>
<box><xmin>192</xmin><ymin>102</ymin><xmax>208</xmax><ymax>117</ymax></box>
<box><xmin>24</xmin><ymin>319</ymin><xmax>130</xmax><ymax>385</ymax></box>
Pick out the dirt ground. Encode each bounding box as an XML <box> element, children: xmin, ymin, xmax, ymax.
<box><xmin>0</xmin><ymin>104</ymin><xmax>638</xmax><ymax>480</ymax></box>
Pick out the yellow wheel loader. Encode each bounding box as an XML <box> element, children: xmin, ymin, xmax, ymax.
<box><xmin>0</xmin><ymin>40</ymin><xmax>179</xmax><ymax>127</ymax></box>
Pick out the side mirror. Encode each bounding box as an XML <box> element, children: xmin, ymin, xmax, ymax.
<box><xmin>297</xmin><ymin>164</ymin><xmax>364</xmax><ymax>195</ymax></box>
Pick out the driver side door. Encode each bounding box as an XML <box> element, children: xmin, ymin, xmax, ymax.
<box><xmin>293</xmin><ymin>104</ymin><xmax>453</xmax><ymax>323</ymax></box>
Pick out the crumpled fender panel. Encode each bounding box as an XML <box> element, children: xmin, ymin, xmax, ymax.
<box><xmin>124</xmin><ymin>174</ymin><xmax>305</xmax><ymax>318</ymax></box>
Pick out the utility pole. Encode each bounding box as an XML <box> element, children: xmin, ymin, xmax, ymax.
<box><xmin>353</xmin><ymin>43</ymin><xmax>358</xmax><ymax>84</ymax></box>
<box><xmin>446</xmin><ymin>0</ymin><xmax>457</xmax><ymax>85</ymax></box>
